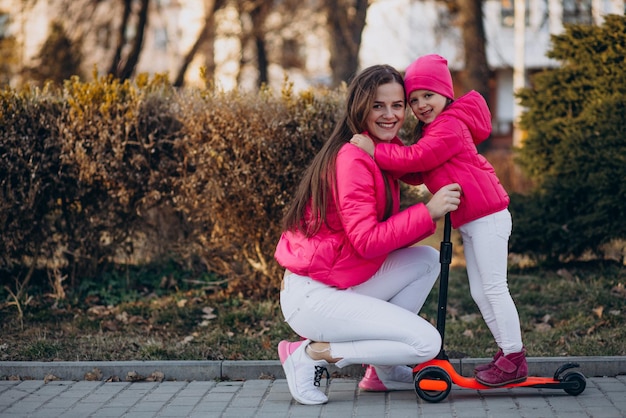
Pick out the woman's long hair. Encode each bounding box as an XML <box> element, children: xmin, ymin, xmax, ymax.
<box><xmin>282</xmin><ymin>65</ymin><xmax>405</xmax><ymax>236</ymax></box>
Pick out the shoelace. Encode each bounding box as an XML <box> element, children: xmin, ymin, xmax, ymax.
<box><xmin>313</xmin><ymin>366</ymin><xmax>330</xmax><ymax>387</ymax></box>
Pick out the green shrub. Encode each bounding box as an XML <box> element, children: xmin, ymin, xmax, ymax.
<box><xmin>510</xmin><ymin>14</ymin><xmax>626</xmax><ymax>262</ymax></box>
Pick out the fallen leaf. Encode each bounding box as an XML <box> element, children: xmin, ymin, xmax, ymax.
<box><xmin>534</xmin><ymin>323</ymin><xmax>552</xmax><ymax>332</ymax></box>
<box><xmin>126</xmin><ymin>371</ymin><xmax>144</xmax><ymax>382</ymax></box>
<box><xmin>84</xmin><ymin>368</ymin><xmax>102</xmax><ymax>381</ymax></box>
<box><xmin>556</xmin><ymin>268</ymin><xmax>574</xmax><ymax>280</ymax></box>
<box><xmin>146</xmin><ymin>371</ymin><xmax>164</xmax><ymax>382</ymax></box>
<box><xmin>611</xmin><ymin>283</ymin><xmax>626</xmax><ymax>297</ymax></box>
<box><xmin>101</xmin><ymin>320</ymin><xmax>118</xmax><ymax>332</ymax></box>
<box><xmin>592</xmin><ymin>306</ymin><xmax>604</xmax><ymax>319</ymax></box>
<box><xmin>44</xmin><ymin>374</ymin><xmax>61</xmax><ymax>383</ymax></box>
<box><xmin>460</xmin><ymin>313</ymin><xmax>480</xmax><ymax>323</ymax></box>
<box><xmin>202</xmin><ymin>307</ymin><xmax>217</xmax><ymax>320</ymax></box>
<box><xmin>462</xmin><ymin>329</ymin><xmax>474</xmax><ymax>338</ymax></box>
<box><xmin>115</xmin><ymin>312</ymin><xmax>129</xmax><ymax>323</ymax></box>
<box><xmin>587</xmin><ymin>320</ymin><xmax>608</xmax><ymax>335</ymax></box>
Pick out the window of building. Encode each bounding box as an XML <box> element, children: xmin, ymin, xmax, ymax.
<box><xmin>563</xmin><ymin>0</ymin><xmax>592</xmax><ymax>24</ymax></box>
<box><xmin>501</xmin><ymin>0</ymin><xmax>530</xmax><ymax>27</ymax></box>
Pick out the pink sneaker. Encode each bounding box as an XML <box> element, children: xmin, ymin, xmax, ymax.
<box><xmin>358</xmin><ymin>365</ymin><xmax>415</xmax><ymax>391</ymax></box>
<box><xmin>358</xmin><ymin>365</ymin><xmax>387</xmax><ymax>391</ymax></box>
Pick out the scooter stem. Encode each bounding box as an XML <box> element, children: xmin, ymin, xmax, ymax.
<box><xmin>435</xmin><ymin>213</ymin><xmax>452</xmax><ymax>360</ymax></box>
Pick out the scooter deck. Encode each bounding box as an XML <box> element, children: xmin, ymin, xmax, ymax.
<box><xmin>414</xmin><ymin>359</ymin><xmax>572</xmax><ymax>391</ymax></box>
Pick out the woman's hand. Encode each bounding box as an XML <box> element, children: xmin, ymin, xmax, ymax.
<box><xmin>426</xmin><ymin>183</ymin><xmax>462</xmax><ymax>221</ymax></box>
<box><xmin>350</xmin><ymin>134</ymin><xmax>375</xmax><ymax>157</ymax></box>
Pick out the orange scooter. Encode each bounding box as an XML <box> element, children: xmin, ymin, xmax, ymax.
<box><xmin>412</xmin><ymin>213</ymin><xmax>587</xmax><ymax>403</ymax></box>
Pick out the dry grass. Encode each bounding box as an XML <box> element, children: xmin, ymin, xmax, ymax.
<box><xmin>1</xmin><ymin>258</ymin><xmax>624</xmax><ymax>366</ymax></box>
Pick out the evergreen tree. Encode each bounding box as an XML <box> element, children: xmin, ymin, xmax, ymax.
<box><xmin>510</xmin><ymin>14</ymin><xmax>626</xmax><ymax>262</ymax></box>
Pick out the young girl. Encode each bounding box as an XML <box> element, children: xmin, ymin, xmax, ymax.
<box><xmin>275</xmin><ymin>64</ymin><xmax>462</xmax><ymax>405</ymax></box>
<box><xmin>351</xmin><ymin>54</ymin><xmax>527</xmax><ymax>387</ymax></box>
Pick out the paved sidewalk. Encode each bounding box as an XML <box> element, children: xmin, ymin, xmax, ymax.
<box><xmin>1</xmin><ymin>357</ymin><xmax>625</xmax><ymax>418</ymax></box>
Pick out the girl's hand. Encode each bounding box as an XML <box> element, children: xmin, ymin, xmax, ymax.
<box><xmin>350</xmin><ymin>134</ymin><xmax>375</xmax><ymax>157</ymax></box>
<box><xmin>426</xmin><ymin>183</ymin><xmax>462</xmax><ymax>220</ymax></box>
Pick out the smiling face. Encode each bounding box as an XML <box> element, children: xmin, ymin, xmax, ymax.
<box><xmin>408</xmin><ymin>89</ymin><xmax>448</xmax><ymax>125</ymax></box>
<box><xmin>364</xmin><ymin>82</ymin><xmax>406</xmax><ymax>143</ymax></box>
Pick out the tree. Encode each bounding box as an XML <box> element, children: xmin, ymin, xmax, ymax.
<box><xmin>24</xmin><ymin>20</ymin><xmax>83</xmax><ymax>85</ymax></box>
<box><xmin>455</xmin><ymin>0</ymin><xmax>490</xmax><ymax>99</ymax></box>
<box><xmin>174</xmin><ymin>0</ymin><xmax>225</xmax><ymax>87</ymax></box>
<box><xmin>323</xmin><ymin>0</ymin><xmax>368</xmax><ymax>86</ymax></box>
<box><xmin>248</xmin><ymin>0</ymin><xmax>272</xmax><ymax>88</ymax></box>
<box><xmin>108</xmin><ymin>0</ymin><xmax>150</xmax><ymax>80</ymax></box>
<box><xmin>510</xmin><ymin>14</ymin><xmax>626</xmax><ymax>262</ymax></box>
<box><xmin>456</xmin><ymin>0</ymin><xmax>491</xmax><ymax>151</ymax></box>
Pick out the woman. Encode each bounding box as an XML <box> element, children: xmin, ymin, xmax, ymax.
<box><xmin>275</xmin><ymin>64</ymin><xmax>462</xmax><ymax>405</ymax></box>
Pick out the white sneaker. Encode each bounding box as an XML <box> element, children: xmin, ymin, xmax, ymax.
<box><xmin>281</xmin><ymin>339</ymin><xmax>329</xmax><ymax>405</ymax></box>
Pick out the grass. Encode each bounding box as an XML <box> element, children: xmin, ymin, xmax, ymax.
<box><xmin>1</xmin><ymin>257</ymin><xmax>624</xmax><ymax>365</ymax></box>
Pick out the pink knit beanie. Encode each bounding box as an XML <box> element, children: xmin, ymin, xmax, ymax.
<box><xmin>404</xmin><ymin>54</ymin><xmax>454</xmax><ymax>100</ymax></box>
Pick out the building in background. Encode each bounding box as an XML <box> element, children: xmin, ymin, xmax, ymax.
<box><xmin>361</xmin><ymin>0</ymin><xmax>624</xmax><ymax>145</ymax></box>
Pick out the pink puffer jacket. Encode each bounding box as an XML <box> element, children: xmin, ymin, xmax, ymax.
<box><xmin>274</xmin><ymin>138</ymin><xmax>436</xmax><ymax>289</ymax></box>
<box><xmin>373</xmin><ymin>91</ymin><xmax>509</xmax><ymax>229</ymax></box>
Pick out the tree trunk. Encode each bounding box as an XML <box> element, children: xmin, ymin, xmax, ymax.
<box><xmin>107</xmin><ymin>0</ymin><xmax>132</xmax><ymax>76</ymax></box>
<box><xmin>323</xmin><ymin>0</ymin><xmax>368</xmax><ymax>86</ymax></box>
<box><xmin>249</xmin><ymin>2</ymin><xmax>271</xmax><ymax>88</ymax></box>
<box><xmin>255</xmin><ymin>37</ymin><xmax>269</xmax><ymax>87</ymax></box>
<box><xmin>118</xmin><ymin>0</ymin><xmax>150</xmax><ymax>80</ymax></box>
<box><xmin>457</xmin><ymin>0</ymin><xmax>492</xmax><ymax>151</ymax></box>
<box><xmin>174</xmin><ymin>0</ymin><xmax>221</xmax><ymax>87</ymax></box>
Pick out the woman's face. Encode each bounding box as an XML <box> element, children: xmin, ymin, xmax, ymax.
<box><xmin>408</xmin><ymin>89</ymin><xmax>448</xmax><ymax>125</ymax></box>
<box><xmin>365</xmin><ymin>82</ymin><xmax>406</xmax><ymax>142</ymax></box>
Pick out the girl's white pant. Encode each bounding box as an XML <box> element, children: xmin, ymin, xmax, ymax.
<box><xmin>458</xmin><ymin>209</ymin><xmax>524</xmax><ymax>355</ymax></box>
<box><xmin>280</xmin><ymin>245</ymin><xmax>442</xmax><ymax>368</ymax></box>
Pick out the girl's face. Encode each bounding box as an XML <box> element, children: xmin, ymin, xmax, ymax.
<box><xmin>365</xmin><ymin>82</ymin><xmax>406</xmax><ymax>142</ymax></box>
<box><xmin>408</xmin><ymin>90</ymin><xmax>448</xmax><ymax>125</ymax></box>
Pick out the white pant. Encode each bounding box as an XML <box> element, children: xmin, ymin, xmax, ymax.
<box><xmin>280</xmin><ymin>246</ymin><xmax>442</xmax><ymax>368</ymax></box>
<box><xmin>458</xmin><ymin>209</ymin><xmax>523</xmax><ymax>354</ymax></box>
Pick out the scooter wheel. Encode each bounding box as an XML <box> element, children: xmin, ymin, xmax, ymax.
<box><xmin>414</xmin><ymin>366</ymin><xmax>452</xmax><ymax>403</ymax></box>
<box><xmin>562</xmin><ymin>371</ymin><xmax>586</xmax><ymax>396</ymax></box>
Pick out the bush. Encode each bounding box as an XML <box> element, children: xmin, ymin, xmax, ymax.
<box><xmin>510</xmin><ymin>14</ymin><xmax>626</xmax><ymax>262</ymax></box>
<box><xmin>0</xmin><ymin>76</ymin><xmax>348</xmax><ymax>299</ymax></box>
<box><xmin>59</xmin><ymin>73</ymin><xmax>184</xmax><ymax>279</ymax></box>
<box><xmin>172</xmin><ymin>83</ymin><xmax>342</xmax><ymax>297</ymax></box>
<box><xmin>0</xmin><ymin>84</ymin><xmax>65</xmax><ymax>277</ymax></box>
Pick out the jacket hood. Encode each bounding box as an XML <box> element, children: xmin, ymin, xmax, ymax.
<box><xmin>444</xmin><ymin>90</ymin><xmax>492</xmax><ymax>145</ymax></box>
